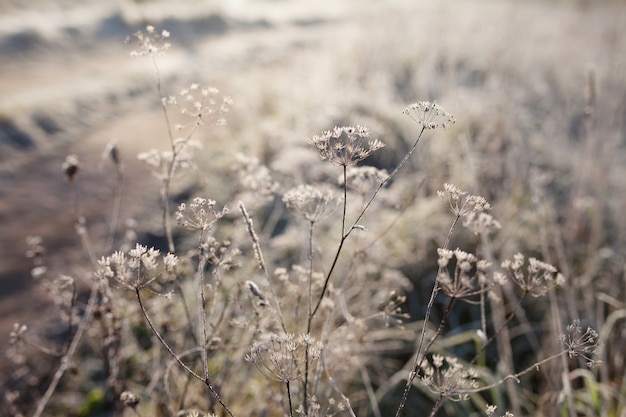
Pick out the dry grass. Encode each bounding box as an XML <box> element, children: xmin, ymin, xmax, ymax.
<box><xmin>1</xmin><ymin>0</ymin><xmax>625</xmax><ymax>416</ymax></box>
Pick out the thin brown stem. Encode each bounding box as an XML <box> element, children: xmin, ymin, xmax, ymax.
<box><xmin>239</xmin><ymin>201</ymin><xmax>288</xmax><ymax>333</ymax></box>
<box><xmin>468</xmin><ymin>290</ymin><xmax>529</xmax><ymax>367</ymax></box>
<box><xmin>463</xmin><ymin>350</ymin><xmax>568</xmax><ymax>393</ymax></box>
<box><xmin>32</xmin><ymin>282</ymin><xmax>99</xmax><ymax>417</ymax></box>
<box><xmin>311</xmin><ymin>127</ymin><xmax>427</xmax><ymax>319</ymax></box>
<box><xmin>395</xmin><ymin>214</ymin><xmax>460</xmax><ymax>417</ymax></box>
<box><xmin>135</xmin><ymin>288</ymin><xmax>236</xmax><ymax>417</ymax></box>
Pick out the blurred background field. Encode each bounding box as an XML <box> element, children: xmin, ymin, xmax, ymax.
<box><xmin>0</xmin><ymin>0</ymin><xmax>625</xmax><ymax>415</ymax></box>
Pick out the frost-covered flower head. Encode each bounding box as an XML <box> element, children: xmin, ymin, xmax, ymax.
<box><xmin>438</xmin><ymin>183</ymin><xmax>492</xmax><ymax>217</ymax></box>
<box><xmin>126</xmin><ymin>25</ymin><xmax>171</xmax><ymax>57</ymax></box>
<box><xmin>436</xmin><ymin>248</ymin><xmax>493</xmax><ymax>300</ymax></box>
<box><xmin>403</xmin><ymin>101</ymin><xmax>455</xmax><ymax>130</ymax></box>
<box><xmin>165</xmin><ymin>83</ymin><xmax>232</xmax><ymax>129</ymax></box>
<box><xmin>307</xmin><ymin>125</ymin><xmax>385</xmax><ymax>167</ymax></box>
<box><xmin>340</xmin><ymin>166</ymin><xmax>389</xmax><ymax>194</ymax></box>
<box><xmin>175</xmin><ymin>197</ymin><xmax>230</xmax><ymax>232</ymax></box>
<box><xmin>420</xmin><ymin>354</ymin><xmax>478</xmax><ymax>402</ymax></box>
<box><xmin>496</xmin><ymin>253</ymin><xmax>565</xmax><ymax>297</ymax></box>
<box><xmin>246</xmin><ymin>333</ymin><xmax>323</xmax><ymax>382</ymax></box>
<box><xmin>283</xmin><ymin>184</ymin><xmax>336</xmax><ymax>223</ymax></box>
<box><xmin>559</xmin><ymin>319</ymin><xmax>603</xmax><ymax>368</ymax></box>
<box><xmin>97</xmin><ymin>243</ymin><xmax>178</xmax><ymax>290</ymax></box>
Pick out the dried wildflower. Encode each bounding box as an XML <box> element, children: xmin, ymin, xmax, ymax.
<box><xmin>463</xmin><ymin>212</ymin><xmax>501</xmax><ymax>235</ymax></box>
<box><xmin>9</xmin><ymin>323</ymin><xmax>27</xmax><ymax>346</ymax></box>
<box><xmin>238</xmin><ymin>201</ymin><xmax>266</xmax><ymax>270</ymax></box>
<box><xmin>419</xmin><ymin>354</ymin><xmax>478</xmax><ymax>401</ymax></box>
<box><xmin>166</xmin><ymin>83</ymin><xmax>232</xmax><ymax>128</ymax></box>
<box><xmin>340</xmin><ymin>166</ymin><xmax>388</xmax><ymax>194</ymax></box>
<box><xmin>438</xmin><ymin>183</ymin><xmax>491</xmax><ymax>217</ymax></box>
<box><xmin>436</xmin><ymin>248</ymin><xmax>493</xmax><ymax>300</ymax></box>
<box><xmin>559</xmin><ymin>319</ymin><xmax>603</xmax><ymax>368</ymax></box>
<box><xmin>381</xmin><ymin>290</ymin><xmax>410</xmax><ymax>325</ymax></box>
<box><xmin>62</xmin><ymin>154</ymin><xmax>80</xmax><ymax>182</ymax></box>
<box><xmin>306</xmin><ymin>125</ymin><xmax>385</xmax><ymax>167</ymax></box>
<box><xmin>203</xmin><ymin>236</ymin><xmax>240</xmax><ymax>273</ymax></box>
<box><xmin>126</xmin><ymin>25</ymin><xmax>171</xmax><ymax>57</ymax></box>
<box><xmin>175</xmin><ymin>197</ymin><xmax>230</xmax><ymax>231</ymax></box>
<box><xmin>283</xmin><ymin>184</ymin><xmax>336</xmax><ymax>223</ymax></box>
<box><xmin>247</xmin><ymin>333</ymin><xmax>323</xmax><ymax>382</ymax></box>
<box><xmin>246</xmin><ymin>280</ymin><xmax>267</xmax><ymax>303</ymax></box>
<box><xmin>120</xmin><ymin>391</ymin><xmax>140</xmax><ymax>409</ymax></box>
<box><xmin>486</xmin><ymin>405</ymin><xmax>514</xmax><ymax>417</ymax></box>
<box><xmin>403</xmin><ymin>101</ymin><xmax>455</xmax><ymax>130</ymax></box>
<box><xmin>235</xmin><ymin>153</ymin><xmax>280</xmax><ymax>197</ymax></box>
<box><xmin>97</xmin><ymin>244</ymin><xmax>177</xmax><ymax>290</ymax></box>
<box><xmin>498</xmin><ymin>253</ymin><xmax>565</xmax><ymax>297</ymax></box>
<box><xmin>103</xmin><ymin>140</ymin><xmax>121</xmax><ymax>168</ymax></box>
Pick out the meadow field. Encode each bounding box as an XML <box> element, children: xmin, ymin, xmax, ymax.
<box><xmin>1</xmin><ymin>0</ymin><xmax>625</xmax><ymax>416</ymax></box>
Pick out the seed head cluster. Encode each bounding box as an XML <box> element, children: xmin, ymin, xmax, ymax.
<box><xmin>97</xmin><ymin>244</ymin><xmax>178</xmax><ymax>290</ymax></box>
<box><xmin>420</xmin><ymin>354</ymin><xmax>479</xmax><ymax>402</ymax></box>
<box><xmin>438</xmin><ymin>183</ymin><xmax>492</xmax><ymax>217</ymax></box>
<box><xmin>341</xmin><ymin>166</ymin><xmax>389</xmax><ymax>194</ymax></box>
<box><xmin>496</xmin><ymin>253</ymin><xmax>565</xmax><ymax>297</ymax></box>
<box><xmin>436</xmin><ymin>248</ymin><xmax>492</xmax><ymax>300</ymax></box>
<box><xmin>175</xmin><ymin>197</ymin><xmax>230</xmax><ymax>232</ymax></box>
<box><xmin>559</xmin><ymin>319</ymin><xmax>603</xmax><ymax>368</ymax></box>
<box><xmin>247</xmin><ymin>333</ymin><xmax>323</xmax><ymax>383</ymax></box>
<box><xmin>403</xmin><ymin>101</ymin><xmax>456</xmax><ymax>130</ymax></box>
<box><xmin>307</xmin><ymin>125</ymin><xmax>385</xmax><ymax>167</ymax></box>
<box><xmin>126</xmin><ymin>25</ymin><xmax>171</xmax><ymax>57</ymax></box>
<box><xmin>165</xmin><ymin>83</ymin><xmax>232</xmax><ymax>129</ymax></box>
<box><xmin>283</xmin><ymin>184</ymin><xmax>336</xmax><ymax>223</ymax></box>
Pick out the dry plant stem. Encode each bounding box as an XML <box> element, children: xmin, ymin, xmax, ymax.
<box><xmin>493</xmin><ymin>283</ymin><xmax>520</xmax><ymax>414</ymax></box>
<box><xmin>150</xmin><ymin>54</ymin><xmax>177</xmax><ymax>254</ymax></box>
<box><xmin>322</xmin><ymin>353</ymin><xmax>358</xmax><ymax>417</ymax></box>
<box><xmin>239</xmin><ymin>201</ymin><xmax>288</xmax><ymax>332</ymax></box>
<box><xmin>21</xmin><ymin>338</ymin><xmax>63</xmax><ymax>357</ymax></box>
<box><xmin>312</xmin><ymin>127</ymin><xmax>427</xmax><ymax>318</ymax></box>
<box><xmin>61</xmin><ymin>281</ymin><xmax>78</xmax><ymax>353</ymax></box>
<box><xmin>77</xmin><ymin>221</ymin><xmax>99</xmax><ymax>267</ymax></box>
<box><xmin>535</xmin><ymin>184</ymin><xmax>576</xmax><ymax>416</ymax></box>
<box><xmin>394</xmin><ymin>214</ymin><xmax>460</xmax><ymax>417</ymax></box>
<box><xmin>550</xmin><ymin>290</ymin><xmax>576</xmax><ymax>417</ymax></box>
<box><xmin>32</xmin><ymin>187</ymin><xmax>105</xmax><ymax>415</ymax></box>
<box><xmin>463</xmin><ymin>350</ymin><xmax>569</xmax><ymax>393</ymax></box>
<box><xmin>196</xmin><ymin>232</ymin><xmax>210</xmax><ymax>382</ymax></box>
<box><xmin>427</xmin><ymin>395</ymin><xmax>445</xmax><ymax>417</ymax></box>
<box><xmin>286</xmin><ymin>381</ymin><xmax>295</xmax><ymax>417</ymax></box>
<box><xmin>105</xmin><ymin>161</ymin><xmax>124</xmax><ymax>253</ymax></box>
<box><xmin>467</xmin><ymin>290</ymin><xmax>529</xmax><ymax>367</ymax></box>
<box><xmin>31</xmin><ymin>282</ymin><xmax>99</xmax><ymax>417</ymax></box>
<box><xmin>71</xmin><ymin>183</ymin><xmax>98</xmax><ymax>268</ymax></box>
<box><xmin>350</xmin><ymin>125</ymin><xmax>427</xmax><ymax>231</ymax></box>
<box><xmin>162</xmin><ymin>347</ymin><xmax>203</xmax><ymax>414</ymax></box>
<box><xmin>160</xmin><ymin>178</ymin><xmax>175</xmax><ymax>253</ymax></box>
<box><xmin>360</xmin><ymin>362</ymin><xmax>382</xmax><ymax>417</ymax></box>
<box><xmin>303</xmin><ymin>220</ymin><xmax>315</xmax><ymax>414</ymax></box>
<box><xmin>134</xmin><ymin>288</ymin><xmax>236</xmax><ymax>417</ymax></box>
